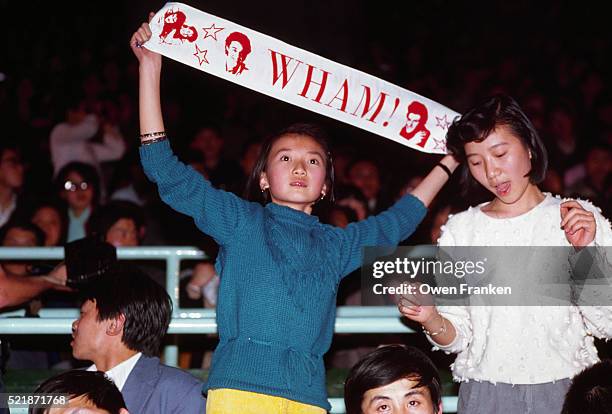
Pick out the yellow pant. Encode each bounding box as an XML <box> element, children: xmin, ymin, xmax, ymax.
<box><xmin>206</xmin><ymin>388</ymin><xmax>326</xmax><ymax>414</ymax></box>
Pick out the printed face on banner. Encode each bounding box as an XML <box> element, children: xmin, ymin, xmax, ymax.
<box><xmin>399</xmin><ymin>101</ymin><xmax>431</xmax><ymax>148</ymax></box>
<box><xmin>225</xmin><ymin>32</ymin><xmax>252</xmax><ymax>75</ymax></box>
<box><xmin>160</xmin><ymin>9</ymin><xmax>198</xmax><ymax>43</ymax></box>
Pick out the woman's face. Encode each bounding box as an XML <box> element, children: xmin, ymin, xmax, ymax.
<box><xmin>465</xmin><ymin>125</ymin><xmax>533</xmax><ymax>205</ymax></box>
<box><xmin>105</xmin><ymin>218</ymin><xmax>139</xmax><ymax>247</ymax></box>
<box><xmin>62</xmin><ymin>171</ymin><xmax>94</xmax><ymax>212</ymax></box>
<box><xmin>32</xmin><ymin>206</ymin><xmax>62</xmax><ymax>246</ymax></box>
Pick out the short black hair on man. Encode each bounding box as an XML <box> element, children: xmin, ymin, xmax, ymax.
<box><xmin>344</xmin><ymin>344</ymin><xmax>442</xmax><ymax>414</ymax></box>
<box><xmin>445</xmin><ymin>94</ymin><xmax>548</xmax><ymax>197</ymax></box>
<box><xmin>87</xmin><ymin>200</ymin><xmax>144</xmax><ymax>240</ymax></box>
<box><xmin>83</xmin><ymin>264</ymin><xmax>172</xmax><ymax>356</ymax></box>
<box><xmin>562</xmin><ymin>360</ymin><xmax>612</xmax><ymax>414</ymax></box>
<box><xmin>29</xmin><ymin>370</ymin><xmax>126</xmax><ymax>414</ymax></box>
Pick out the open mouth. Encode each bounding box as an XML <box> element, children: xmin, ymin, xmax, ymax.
<box><xmin>495</xmin><ymin>182</ymin><xmax>511</xmax><ymax>196</ymax></box>
<box><xmin>290</xmin><ymin>181</ymin><xmax>307</xmax><ymax>188</ymax></box>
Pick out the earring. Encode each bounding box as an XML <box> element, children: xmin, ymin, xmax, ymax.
<box><xmin>320</xmin><ymin>191</ymin><xmax>326</xmax><ymax>200</ymax></box>
<box><xmin>261</xmin><ymin>186</ymin><xmax>268</xmax><ymax>193</ymax></box>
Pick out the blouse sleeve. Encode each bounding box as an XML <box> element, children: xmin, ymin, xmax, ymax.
<box><xmin>426</xmin><ymin>215</ymin><xmax>474</xmax><ymax>354</ymax></box>
<box><xmin>574</xmin><ymin>201</ymin><xmax>612</xmax><ymax>338</ymax></box>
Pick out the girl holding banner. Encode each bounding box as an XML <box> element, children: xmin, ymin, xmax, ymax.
<box><xmin>131</xmin><ymin>15</ymin><xmax>458</xmax><ymax>413</ymax></box>
<box><xmin>399</xmin><ymin>95</ymin><xmax>612</xmax><ymax>413</ymax></box>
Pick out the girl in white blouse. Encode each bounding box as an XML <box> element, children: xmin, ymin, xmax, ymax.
<box><xmin>399</xmin><ymin>94</ymin><xmax>612</xmax><ymax>414</ymax></box>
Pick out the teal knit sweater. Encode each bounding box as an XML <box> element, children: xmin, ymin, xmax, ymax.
<box><xmin>140</xmin><ymin>140</ymin><xmax>427</xmax><ymax>410</ymax></box>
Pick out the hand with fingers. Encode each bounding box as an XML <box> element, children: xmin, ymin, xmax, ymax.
<box><xmin>130</xmin><ymin>12</ymin><xmax>162</xmax><ymax>70</ymax></box>
<box><xmin>41</xmin><ymin>263</ymin><xmax>74</xmax><ymax>292</ymax></box>
<box><xmin>397</xmin><ymin>282</ymin><xmax>456</xmax><ymax>345</ymax></box>
<box><xmin>560</xmin><ymin>200</ymin><xmax>597</xmax><ymax>248</ymax></box>
<box><xmin>397</xmin><ymin>282</ymin><xmax>438</xmax><ymax>325</ymax></box>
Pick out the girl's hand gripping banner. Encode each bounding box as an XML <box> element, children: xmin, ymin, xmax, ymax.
<box><xmin>145</xmin><ymin>2</ymin><xmax>459</xmax><ymax>154</ymax></box>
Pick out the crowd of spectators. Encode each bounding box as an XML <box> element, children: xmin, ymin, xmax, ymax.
<box><xmin>0</xmin><ymin>0</ymin><xmax>610</xmax><ymax>398</ymax></box>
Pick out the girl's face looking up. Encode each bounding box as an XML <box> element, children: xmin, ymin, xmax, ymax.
<box><xmin>465</xmin><ymin>125</ymin><xmax>538</xmax><ymax>211</ymax></box>
<box><xmin>260</xmin><ymin>134</ymin><xmax>328</xmax><ymax>214</ymax></box>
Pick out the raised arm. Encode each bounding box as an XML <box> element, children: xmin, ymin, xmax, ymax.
<box><xmin>130</xmin><ymin>17</ymin><xmax>252</xmax><ymax>245</ymax></box>
<box><xmin>130</xmin><ymin>15</ymin><xmax>164</xmax><ymax>139</ymax></box>
<box><xmin>335</xmin><ymin>155</ymin><xmax>459</xmax><ymax>277</ymax></box>
<box><xmin>410</xmin><ymin>154</ymin><xmax>459</xmax><ymax>207</ymax></box>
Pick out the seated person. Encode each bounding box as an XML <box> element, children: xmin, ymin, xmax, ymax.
<box><xmin>344</xmin><ymin>344</ymin><xmax>442</xmax><ymax>414</ymax></box>
<box><xmin>87</xmin><ymin>200</ymin><xmax>144</xmax><ymax>247</ymax></box>
<box><xmin>29</xmin><ymin>370</ymin><xmax>129</xmax><ymax>414</ymax></box>
<box><xmin>70</xmin><ymin>264</ymin><xmax>205</xmax><ymax>413</ymax></box>
<box><xmin>562</xmin><ymin>359</ymin><xmax>612</xmax><ymax>414</ymax></box>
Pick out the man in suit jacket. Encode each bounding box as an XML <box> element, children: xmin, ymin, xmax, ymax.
<box><xmin>70</xmin><ymin>264</ymin><xmax>205</xmax><ymax>413</ymax></box>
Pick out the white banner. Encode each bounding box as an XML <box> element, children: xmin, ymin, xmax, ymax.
<box><xmin>145</xmin><ymin>2</ymin><xmax>459</xmax><ymax>154</ymax></box>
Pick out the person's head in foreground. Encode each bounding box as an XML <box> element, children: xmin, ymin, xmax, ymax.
<box><xmin>29</xmin><ymin>370</ymin><xmax>128</xmax><ymax>414</ymax></box>
<box><xmin>445</xmin><ymin>94</ymin><xmax>548</xmax><ymax>211</ymax></box>
<box><xmin>561</xmin><ymin>360</ymin><xmax>612</xmax><ymax>414</ymax></box>
<box><xmin>344</xmin><ymin>344</ymin><xmax>442</xmax><ymax>414</ymax></box>
<box><xmin>71</xmin><ymin>265</ymin><xmax>172</xmax><ymax>368</ymax></box>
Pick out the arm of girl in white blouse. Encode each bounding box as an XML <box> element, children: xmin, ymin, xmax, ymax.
<box><xmin>398</xmin><ymin>215</ymin><xmax>472</xmax><ymax>352</ymax></box>
<box><xmin>565</xmin><ymin>200</ymin><xmax>612</xmax><ymax>338</ymax></box>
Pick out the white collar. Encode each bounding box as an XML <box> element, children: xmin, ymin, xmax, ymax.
<box><xmin>88</xmin><ymin>352</ymin><xmax>142</xmax><ymax>391</ymax></box>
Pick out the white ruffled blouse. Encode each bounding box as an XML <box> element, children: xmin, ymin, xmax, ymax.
<box><xmin>429</xmin><ymin>193</ymin><xmax>612</xmax><ymax>384</ymax></box>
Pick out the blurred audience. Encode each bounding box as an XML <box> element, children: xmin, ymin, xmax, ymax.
<box><xmin>0</xmin><ymin>142</ymin><xmax>24</xmax><ymax>227</ymax></box>
<box><xmin>56</xmin><ymin>162</ymin><xmax>100</xmax><ymax>242</ymax></box>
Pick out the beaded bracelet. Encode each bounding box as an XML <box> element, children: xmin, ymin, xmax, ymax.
<box><xmin>422</xmin><ymin>314</ymin><xmax>447</xmax><ymax>337</ymax></box>
<box><xmin>140</xmin><ymin>131</ymin><xmax>166</xmax><ymax>139</ymax></box>
<box><xmin>140</xmin><ymin>136</ymin><xmax>167</xmax><ymax>146</ymax></box>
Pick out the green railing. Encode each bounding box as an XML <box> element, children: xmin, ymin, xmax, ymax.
<box><xmin>0</xmin><ymin>246</ymin><xmax>457</xmax><ymax>413</ymax></box>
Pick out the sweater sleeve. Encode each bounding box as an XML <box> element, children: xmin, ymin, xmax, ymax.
<box><xmin>335</xmin><ymin>194</ymin><xmax>427</xmax><ymax>277</ymax></box>
<box><xmin>426</xmin><ymin>215</ymin><xmax>473</xmax><ymax>354</ymax></box>
<box><xmin>139</xmin><ymin>139</ymin><xmax>252</xmax><ymax>245</ymax></box>
<box><xmin>574</xmin><ymin>201</ymin><xmax>612</xmax><ymax>339</ymax></box>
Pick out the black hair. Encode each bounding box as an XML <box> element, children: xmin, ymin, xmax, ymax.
<box><xmin>446</xmin><ymin>94</ymin><xmax>548</xmax><ymax>197</ymax></box>
<box><xmin>562</xmin><ymin>360</ymin><xmax>612</xmax><ymax>414</ymax></box>
<box><xmin>344</xmin><ymin>344</ymin><xmax>442</xmax><ymax>414</ymax></box>
<box><xmin>55</xmin><ymin>161</ymin><xmax>101</xmax><ymax>208</ymax></box>
<box><xmin>83</xmin><ymin>264</ymin><xmax>172</xmax><ymax>356</ymax></box>
<box><xmin>0</xmin><ymin>218</ymin><xmax>45</xmax><ymax>247</ymax></box>
<box><xmin>87</xmin><ymin>200</ymin><xmax>144</xmax><ymax>241</ymax></box>
<box><xmin>245</xmin><ymin>123</ymin><xmax>335</xmax><ymax>204</ymax></box>
<box><xmin>29</xmin><ymin>370</ymin><xmax>126</xmax><ymax>414</ymax></box>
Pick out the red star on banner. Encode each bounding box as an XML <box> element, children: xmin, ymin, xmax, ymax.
<box><xmin>435</xmin><ymin>114</ymin><xmax>452</xmax><ymax>130</ymax></box>
<box><xmin>202</xmin><ymin>23</ymin><xmax>224</xmax><ymax>41</ymax></box>
<box><xmin>193</xmin><ymin>45</ymin><xmax>209</xmax><ymax>66</ymax></box>
<box><xmin>433</xmin><ymin>138</ymin><xmax>447</xmax><ymax>152</ymax></box>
